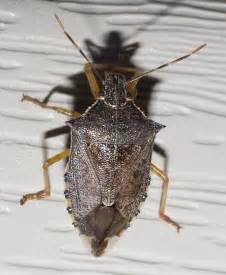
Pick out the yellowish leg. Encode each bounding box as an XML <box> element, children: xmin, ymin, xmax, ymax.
<box><xmin>150</xmin><ymin>163</ymin><xmax>182</xmax><ymax>232</ymax></box>
<box><xmin>84</xmin><ymin>64</ymin><xmax>101</xmax><ymax>99</ymax></box>
<box><xmin>126</xmin><ymin>70</ymin><xmax>141</xmax><ymax>98</ymax></box>
<box><xmin>84</xmin><ymin>63</ymin><xmax>143</xmax><ymax>99</ymax></box>
<box><xmin>20</xmin><ymin>149</ymin><xmax>70</xmax><ymax>205</ymax></box>
<box><xmin>22</xmin><ymin>94</ymin><xmax>81</xmax><ymax>118</ymax></box>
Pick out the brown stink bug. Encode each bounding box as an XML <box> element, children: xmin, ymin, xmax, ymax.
<box><xmin>20</xmin><ymin>14</ymin><xmax>206</xmax><ymax>256</ymax></box>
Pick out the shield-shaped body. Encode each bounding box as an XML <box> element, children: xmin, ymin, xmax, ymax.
<box><xmin>65</xmin><ymin>73</ymin><xmax>164</xmax><ymax>256</ymax></box>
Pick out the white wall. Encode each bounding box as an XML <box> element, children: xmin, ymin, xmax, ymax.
<box><xmin>0</xmin><ymin>1</ymin><xmax>226</xmax><ymax>274</ymax></box>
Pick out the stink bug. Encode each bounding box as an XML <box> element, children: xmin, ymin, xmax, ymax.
<box><xmin>20</xmin><ymin>14</ymin><xmax>206</xmax><ymax>257</ymax></box>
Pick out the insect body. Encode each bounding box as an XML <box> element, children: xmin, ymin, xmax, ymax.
<box><xmin>65</xmin><ymin>72</ymin><xmax>165</xmax><ymax>256</ymax></box>
<box><xmin>20</xmin><ymin>15</ymin><xmax>206</xmax><ymax>256</ymax></box>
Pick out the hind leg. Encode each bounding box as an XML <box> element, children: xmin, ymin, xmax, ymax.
<box><xmin>20</xmin><ymin>149</ymin><xmax>70</xmax><ymax>205</ymax></box>
<box><xmin>150</xmin><ymin>163</ymin><xmax>181</xmax><ymax>232</ymax></box>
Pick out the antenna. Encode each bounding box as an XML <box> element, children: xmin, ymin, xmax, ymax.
<box><xmin>54</xmin><ymin>14</ymin><xmax>102</xmax><ymax>82</ymax></box>
<box><xmin>127</xmin><ymin>43</ymin><xmax>207</xmax><ymax>84</ymax></box>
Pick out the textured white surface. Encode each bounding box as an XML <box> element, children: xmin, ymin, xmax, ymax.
<box><xmin>0</xmin><ymin>0</ymin><xmax>226</xmax><ymax>274</ymax></box>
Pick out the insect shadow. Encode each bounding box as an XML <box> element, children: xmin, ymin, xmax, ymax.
<box><xmin>43</xmin><ymin>30</ymin><xmax>168</xmax><ymax>171</ymax></box>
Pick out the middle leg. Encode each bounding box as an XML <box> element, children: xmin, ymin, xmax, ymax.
<box><xmin>150</xmin><ymin>163</ymin><xmax>181</xmax><ymax>232</ymax></box>
<box><xmin>20</xmin><ymin>149</ymin><xmax>70</xmax><ymax>205</ymax></box>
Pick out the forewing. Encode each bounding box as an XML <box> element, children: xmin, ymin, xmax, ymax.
<box><xmin>115</xmin><ymin>141</ymin><xmax>153</xmax><ymax>220</ymax></box>
<box><xmin>66</xmin><ymin>129</ymin><xmax>102</xmax><ymax>220</ymax></box>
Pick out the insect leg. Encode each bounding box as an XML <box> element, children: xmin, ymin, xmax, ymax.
<box><xmin>20</xmin><ymin>149</ymin><xmax>70</xmax><ymax>205</ymax></box>
<box><xmin>84</xmin><ymin>64</ymin><xmax>101</xmax><ymax>99</ymax></box>
<box><xmin>153</xmin><ymin>143</ymin><xmax>168</xmax><ymax>173</ymax></box>
<box><xmin>22</xmin><ymin>94</ymin><xmax>81</xmax><ymax>118</ymax></box>
<box><xmin>150</xmin><ymin>163</ymin><xmax>182</xmax><ymax>232</ymax></box>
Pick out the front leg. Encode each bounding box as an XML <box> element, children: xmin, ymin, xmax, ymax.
<box><xmin>20</xmin><ymin>149</ymin><xmax>70</xmax><ymax>205</ymax></box>
<box><xmin>22</xmin><ymin>94</ymin><xmax>80</xmax><ymax>118</ymax></box>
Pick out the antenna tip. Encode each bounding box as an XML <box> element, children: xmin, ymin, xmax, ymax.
<box><xmin>54</xmin><ymin>13</ymin><xmax>64</xmax><ymax>30</ymax></box>
<box><xmin>200</xmin><ymin>43</ymin><xmax>207</xmax><ymax>49</ymax></box>
<box><xmin>192</xmin><ymin>43</ymin><xmax>207</xmax><ymax>54</ymax></box>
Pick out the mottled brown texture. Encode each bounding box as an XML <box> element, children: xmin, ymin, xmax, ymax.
<box><xmin>65</xmin><ymin>72</ymin><xmax>164</xmax><ymax>255</ymax></box>
<box><xmin>79</xmin><ymin>206</ymin><xmax>128</xmax><ymax>256</ymax></box>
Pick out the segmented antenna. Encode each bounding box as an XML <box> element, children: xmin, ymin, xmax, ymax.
<box><xmin>54</xmin><ymin>14</ymin><xmax>102</xmax><ymax>82</ymax></box>
<box><xmin>127</xmin><ymin>43</ymin><xmax>207</xmax><ymax>84</ymax></box>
